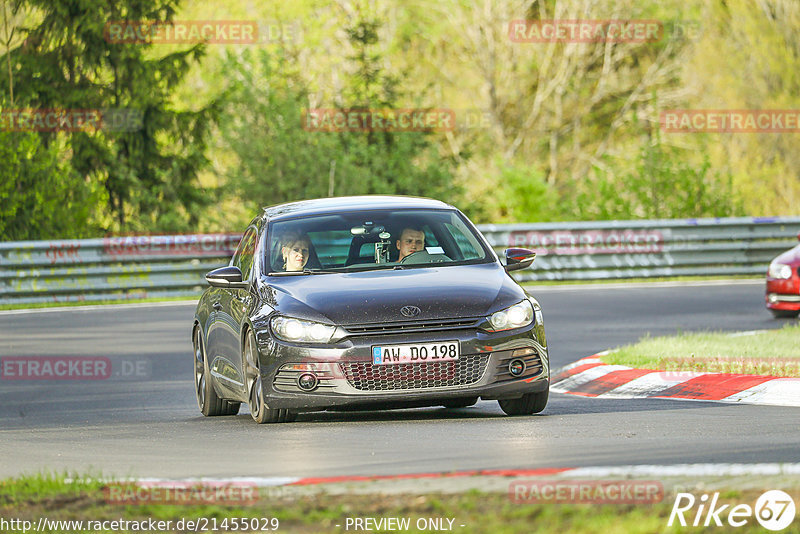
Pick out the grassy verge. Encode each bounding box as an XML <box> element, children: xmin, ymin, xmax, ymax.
<box><xmin>600</xmin><ymin>324</ymin><xmax>800</xmax><ymax>377</ymax></box>
<box><xmin>1</xmin><ymin>474</ymin><xmax>795</xmax><ymax>533</ymax></box>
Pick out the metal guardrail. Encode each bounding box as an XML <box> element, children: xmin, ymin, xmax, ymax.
<box><xmin>1</xmin><ymin>217</ymin><xmax>798</xmax><ymax>305</ymax></box>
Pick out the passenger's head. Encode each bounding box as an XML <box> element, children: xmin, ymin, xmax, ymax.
<box><xmin>280</xmin><ymin>231</ymin><xmax>311</xmax><ymax>271</ymax></box>
<box><xmin>396</xmin><ymin>226</ymin><xmax>425</xmax><ymax>261</ymax></box>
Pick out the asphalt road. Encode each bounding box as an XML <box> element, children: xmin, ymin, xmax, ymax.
<box><xmin>0</xmin><ymin>281</ymin><xmax>797</xmax><ymax>479</ymax></box>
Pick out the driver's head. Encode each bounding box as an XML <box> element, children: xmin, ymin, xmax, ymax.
<box><xmin>280</xmin><ymin>232</ymin><xmax>311</xmax><ymax>271</ymax></box>
<box><xmin>396</xmin><ymin>227</ymin><xmax>425</xmax><ymax>261</ymax></box>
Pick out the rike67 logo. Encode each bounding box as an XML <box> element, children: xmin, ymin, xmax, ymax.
<box><xmin>669</xmin><ymin>490</ymin><xmax>796</xmax><ymax>531</ymax></box>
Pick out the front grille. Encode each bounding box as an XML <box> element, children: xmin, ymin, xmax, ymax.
<box><xmin>341</xmin><ymin>354</ymin><xmax>489</xmax><ymax>391</ymax></box>
<box><xmin>343</xmin><ymin>317</ymin><xmax>481</xmax><ymax>337</ymax></box>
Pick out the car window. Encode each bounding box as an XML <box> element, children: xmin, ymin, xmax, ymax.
<box><xmin>232</xmin><ymin>227</ymin><xmax>257</xmax><ymax>280</ymax></box>
<box><xmin>266</xmin><ymin>209</ymin><xmax>491</xmax><ymax>272</ymax></box>
<box><xmin>445</xmin><ymin>221</ymin><xmax>482</xmax><ymax>260</ymax></box>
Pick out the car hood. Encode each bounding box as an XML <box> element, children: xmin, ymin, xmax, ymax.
<box><xmin>265</xmin><ymin>263</ymin><xmax>525</xmax><ymax>326</ymax></box>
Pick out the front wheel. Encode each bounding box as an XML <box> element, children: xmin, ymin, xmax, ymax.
<box><xmin>244</xmin><ymin>331</ymin><xmax>296</xmax><ymax>424</ymax></box>
<box><xmin>498</xmin><ymin>389</ymin><xmax>548</xmax><ymax>416</ymax></box>
<box><xmin>193</xmin><ymin>328</ymin><xmax>240</xmax><ymax>416</ymax></box>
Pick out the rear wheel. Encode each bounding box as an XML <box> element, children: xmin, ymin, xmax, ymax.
<box><xmin>770</xmin><ymin>309</ymin><xmax>799</xmax><ymax>319</ymax></box>
<box><xmin>193</xmin><ymin>328</ymin><xmax>240</xmax><ymax>416</ymax></box>
<box><xmin>244</xmin><ymin>331</ymin><xmax>296</xmax><ymax>424</ymax></box>
<box><xmin>498</xmin><ymin>389</ymin><xmax>548</xmax><ymax>416</ymax></box>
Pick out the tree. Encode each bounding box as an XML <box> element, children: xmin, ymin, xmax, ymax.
<box><xmin>570</xmin><ymin>132</ymin><xmax>744</xmax><ymax>220</ymax></box>
<box><xmin>0</xmin><ymin>126</ymin><xmax>101</xmax><ymax>240</ymax></box>
<box><xmin>219</xmin><ymin>8</ymin><xmax>458</xmax><ymax>212</ymax></box>
<box><xmin>0</xmin><ymin>0</ymin><xmax>216</xmax><ymax>236</ymax></box>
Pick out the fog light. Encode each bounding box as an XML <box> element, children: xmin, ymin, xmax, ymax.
<box><xmin>297</xmin><ymin>372</ymin><xmax>318</xmax><ymax>391</ymax></box>
<box><xmin>508</xmin><ymin>359</ymin><xmax>526</xmax><ymax>376</ymax></box>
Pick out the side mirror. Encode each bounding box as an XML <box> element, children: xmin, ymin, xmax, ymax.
<box><xmin>205</xmin><ymin>266</ymin><xmax>248</xmax><ymax>289</ymax></box>
<box><xmin>503</xmin><ymin>248</ymin><xmax>536</xmax><ymax>272</ymax></box>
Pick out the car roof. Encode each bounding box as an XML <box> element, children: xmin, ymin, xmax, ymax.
<box><xmin>262</xmin><ymin>195</ymin><xmax>456</xmax><ymax>221</ymax></box>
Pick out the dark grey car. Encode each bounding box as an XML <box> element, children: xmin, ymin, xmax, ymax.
<box><xmin>192</xmin><ymin>196</ymin><xmax>548</xmax><ymax>423</ymax></box>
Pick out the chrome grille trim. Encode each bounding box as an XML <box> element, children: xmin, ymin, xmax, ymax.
<box><xmin>340</xmin><ymin>354</ymin><xmax>489</xmax><ymax>391</ymax></box>
<box><xmin>342</xmin><ymin>317</ymin><xmax>482</xmax><ymax>336</ymax></box>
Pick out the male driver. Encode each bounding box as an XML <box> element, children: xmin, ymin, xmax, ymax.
<box><xmin>396</xmin><ymin>226</ymin><xmax>425</xmax><ymax>261</ymax></box>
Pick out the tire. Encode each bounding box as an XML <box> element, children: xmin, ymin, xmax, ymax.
<box><xmin>244</xmin><ymin>330</ymin><xmax>296</xmax><ymax>424</ymax></box>
<box><xmin>498</xmin><ymin>389</ymin><xmax>548</xmax><ymax>416</ymax></box>
<box><xmin>770</xmin><ymin>309</ymin><xmax>799</xmax><ymax>319</ymax></box>
<box><xmin>442</xmin><ymin>397</ymin><xmax>478</xmax><ymax>409</ymax></box>
<box><xmin>194</xmin><ymin>328</ymin><xmax>240</xmax><ymax>416</ymax></box>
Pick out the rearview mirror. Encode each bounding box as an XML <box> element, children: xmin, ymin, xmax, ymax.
<box><xmin>503</xmin><ymin>248</ymin><xmax>536</xmax><ymax>272</ymax></box>
<box><xmin>205</xmin><ymin>266</ymin><xmax>248</xmax><ymax>289</ymax></box>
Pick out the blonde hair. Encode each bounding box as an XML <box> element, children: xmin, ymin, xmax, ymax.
<box><xmin>279</xmin><ymin>231</ymin><xmax>311</xmax><ymax>270</ymax></box>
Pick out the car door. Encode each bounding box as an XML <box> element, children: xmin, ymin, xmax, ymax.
<box><xmin>207</xmin><ymin>226</ymin><xmax>258</xmax><ymax>399</ymax></box>
<box><xmin>228</xmin><ymin>226</ymin><xmax>259</xmax><ymax>397</ymax></box>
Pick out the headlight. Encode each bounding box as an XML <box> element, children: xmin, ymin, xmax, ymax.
<box><xmin>531</xmin><ymin>299</ymin><xmax>543</xmax><ymax>325</ymax></box>
<box><xmin>486</xmin><ymin>300</ymin><xmax>534</xmax><ymax>332</ymax></box>
<box><xmin>270</xmin><ymin>316</ymin><xmax>336</xmax><ymax>343</ymax></box>
<box><xmin>768</xmin><ymin>262</ymin><xmax>792</xmax><ymax>279</ymax></box>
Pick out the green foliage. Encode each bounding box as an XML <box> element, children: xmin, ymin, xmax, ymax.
<box><xmin>493</xmin><ymin>162</ymin><xmax>560</xmax><ymax>223</ymax></box>
<box><xmin>219</xmin><ymin>21</ymin><xmax>458</xmax><ymax>212</ymax></box>
<box><xmin>570</xmin><ymin>135</ymin><xmax>744</xmax><ymax>220</ymax></box>
<box><xmin>0</xmin><ymin>0</ymin><xmax>215</xmax><ymax>236</ymax></box>
<box><xmin>0</xmin><ymin>128</ymin><xmax>102</xmax><ymax>239</ymax></box>
<box><xmin>2</xmin><ymin>0</ymin><xmax>798</xmax><ymax>240</ymax></box>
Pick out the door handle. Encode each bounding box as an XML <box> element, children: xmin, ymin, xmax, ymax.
<box><xmin>212</xmin><ymin>302</ymin><xmax>222</xmax><ymax>311</ymax></box>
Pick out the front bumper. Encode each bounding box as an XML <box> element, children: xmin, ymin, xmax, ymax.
<box><xmin>254</xmin><ymin>324</ymin><xmax>549</xmax><ymax>411</ymax></box>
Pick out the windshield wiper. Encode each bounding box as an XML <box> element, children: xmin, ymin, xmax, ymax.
<box><xmin>342</xmin><ymin>264</ymin><xmax>404</xmax><ymax>272</ymax></box>
<box><xmin>268</xmin><ymin>269</ymin><xmax>340</xmax><ymax>276</ymax></box>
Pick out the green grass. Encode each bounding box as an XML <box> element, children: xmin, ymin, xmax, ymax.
<box><xmin>2</xmin><ymin>474</ymin><xmax>794</xmax><ymax>533</ymax></box>
<box><xmin>601</xmin><ymin>324</ymin><xmax>800</xmax><ymax>377</ymax></box>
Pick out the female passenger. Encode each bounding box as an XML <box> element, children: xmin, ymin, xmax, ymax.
<box><xmin>280</xmin><ymin>232</ymin><xmax>311</xmax><ymax>271</ymax></box>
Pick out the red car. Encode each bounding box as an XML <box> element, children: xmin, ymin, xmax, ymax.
<box><xmin>766</xmin><ymin>232</ymin><xmax>800</xmax><ymax>318</ymax></box>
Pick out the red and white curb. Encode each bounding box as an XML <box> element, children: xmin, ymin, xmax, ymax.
<box><xmin>551</xmin><ymin>353</ymin><xmax>800</xmax><ymax>407</ymax></box>
<box><xmin>113</xmin><ymin>463</ymin><xmax>800</xmax><ymax>490</ymax></box>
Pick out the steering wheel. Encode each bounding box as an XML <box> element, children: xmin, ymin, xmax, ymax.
<box><xmin>399</xmin><ymin>250</ymin><xmax>451</xmax><ymax>264</ymax></box>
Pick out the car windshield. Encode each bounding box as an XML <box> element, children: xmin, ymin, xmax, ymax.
<box><xmin>265</xmin><ymin>208</ymin><xmax>492</xmax><ymax>273</ymax></box>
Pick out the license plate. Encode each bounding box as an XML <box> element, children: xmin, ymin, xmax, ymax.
<box><xmin>372</xmin><ymin>341</ymin><xmax>459</xmax><ymax>365</ymax></box>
